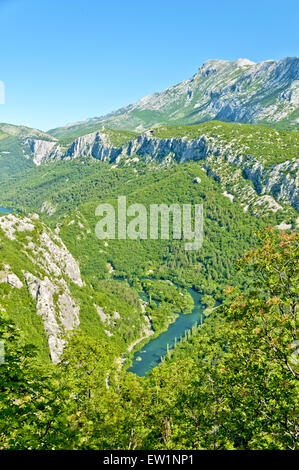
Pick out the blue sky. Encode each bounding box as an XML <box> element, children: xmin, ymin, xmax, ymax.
<box><xmin>0</xmin><ymin>0</ymin><xmax>298</xmax><ymax>131</ymax></box>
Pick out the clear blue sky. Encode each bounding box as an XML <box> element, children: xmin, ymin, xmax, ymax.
<box><xmin>0</xmin><ymin>0</ymin><xmax>298</xmax><ymax>131</ymax></box>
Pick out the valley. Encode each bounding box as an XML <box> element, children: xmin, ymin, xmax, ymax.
<box><xmin>0</xmin><ymin>119</ymin><xmax>298</xmax><ymax>370</ymax></box>
<box><xmin>0</xmin><ymin>56</ymin><xmax>298</xmax><ymax>451</ymax></box>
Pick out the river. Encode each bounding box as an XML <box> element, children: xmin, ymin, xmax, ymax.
<box><xmin>128</xmin><ymin>287</ymin><xmax>204</xmax><ymax>377</ymax></box>
<box><xmin>0</xmin><ymin>207</ymin><xmax>12</xmax><ymax>214</ymax></box>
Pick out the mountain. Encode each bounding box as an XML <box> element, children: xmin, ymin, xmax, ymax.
<box><xmin>1</xmin><ymin>122</ymin><xmax>297</xmax><ymax>216</ymax></box>
<box><xmin>0</xmin><ymin>212</ymin><xmax>83</xmax><ymax>362</ymax></box>
<box><xmin>48</xmin><ymin>57</ymin><xmax>299</xmax><ymax>137</ymax></box>
<box><xmin>1</xmin><ymin>56</ymin><xmax>298</xmax><ymax>182</ymax></box>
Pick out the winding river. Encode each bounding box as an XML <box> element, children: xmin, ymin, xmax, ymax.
<box><xmin>128</xmin><ymin>288</ymin><xmax>204</xmax><ymax>377</ymax></box>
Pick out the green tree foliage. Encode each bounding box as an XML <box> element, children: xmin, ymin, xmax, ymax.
<box><xmin>145</xmin><ymin>230</ymin><xmax>299</xmax><ymax>449</ymax></box>
<box><xmin>0</xmin><ymin>310</ymin><xmax>72</xmax><ymax>449</ymax></box>
<box><xmin>1</xmin><ymin>230</ymin><xmax>297</xmax><ymax>449</ymax></box>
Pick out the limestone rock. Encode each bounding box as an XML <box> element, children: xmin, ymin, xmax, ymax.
<box><xmin>6</xmin><ymin>273</ymin><xmax>23</xmax><ymax>289</ymax></box>
<box><xmin>0</xmin><ymin>213</ymin><xmax>83</xmax><ymax>363</ymax></box>
<box><xmin>0</xmin><ymin>270</ymin><xmax>23</xmax><ymax>289</ymax></box>
<box><xmin>0</xmin><ymin>214</ymin><xmax>35</xmax><ymax>240</ymax></box>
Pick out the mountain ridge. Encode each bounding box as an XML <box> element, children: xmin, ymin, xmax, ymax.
<box><xmin>48</xmin><ymin>56</ymin><xmax>299</xmax><ymax>137</ymax></box>
<box><xmin>3</xmin><ymin>121</ymin><xmax>296</xmax><ymax>213</ymax></box>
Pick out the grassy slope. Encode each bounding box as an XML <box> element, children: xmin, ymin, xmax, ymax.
<box><xmin>0</xmin><ymin>135</ymin><xmax>35</xmax><ymax>181</ymax></box>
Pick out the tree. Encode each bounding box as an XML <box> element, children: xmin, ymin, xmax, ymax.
<box><xmin>140</xmin><ymin>230</ymin><xmax>298</xmax><ymax>450</ymax></box>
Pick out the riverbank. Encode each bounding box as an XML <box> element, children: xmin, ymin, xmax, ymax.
<box><xmin>128</xmin><ymin>299</ymin><xmax>154</xmax><ymax>352</ymax></box>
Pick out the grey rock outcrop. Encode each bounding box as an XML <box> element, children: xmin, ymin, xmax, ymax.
<box><xmin>26</xmin><ymin>131</ymin><xmax>123</xmax><ymax>165</ymax></box>
<box><xmin>63</xmin><ymin>132</ymin><xmax>121</xmax><ymax>162</ymax></box>
<box><xmin>0</xmin><ymin>214</ymin><xmax>35</xmax><ymax>240</ymax></box>
<box><xmin>24</xmin><ymin>272</ymin><xmax>80</xmax><ymax>363</ymax></box>
<box><xmin>25</xmin><ymin>138</ymin><xmax>63</xmax><ymax>165</ymax></box>
<box><xmin>0</xmin><ymin>213</ymin><xmax>83</xmax><ymax>363</ymax></box>
<box><xmin>0</xmin><ymin>269</ymin><xmax>23</xmax><ymax>289</ymax></box>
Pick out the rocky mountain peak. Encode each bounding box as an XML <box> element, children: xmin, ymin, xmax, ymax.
<box><xmin>233</xmin><ymin>58</ymin><xmax>256</xmax><ymax>67</ymax></box>
<box><xmin>46</xmin><ymin>56</ymin><xmax>299</xmax><ymax>136</ymax></box>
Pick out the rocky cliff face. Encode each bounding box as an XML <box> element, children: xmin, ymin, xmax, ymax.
<box><xmin>63</xmin><ymin>131</ymin><xmax>121</xmax><ymax>162</ymax></box>
<box><xmin>122</xmin><ymin>132</ymin><xmax>298</xmax><ymax>210</ymax></box>
<box><xmin>2</xmin><ymin>57</ymin><xmax>298</xmax><ymax>174</ymax></box>
<box><xmin>25</xmin><ymin>127</ymin><xmax>298</xmax><ymax>212</ymax></box>
<box><xmin>24</xmin><ymin>131</ymin><xmax>122</xmax><ymax>165</ymax></box>
<box><xmin>0</xmin><ymin>213</ymin><xmax>83</xmax><ymax>363</ymax></box>
<box><xmin>25</xmin><ymin>138</ymin><xmax>63</xmax><ymax>165</ymax></box>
